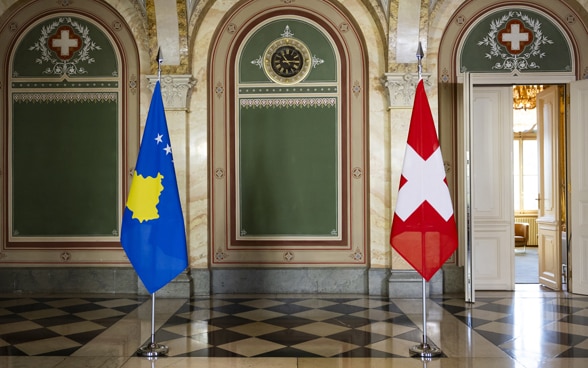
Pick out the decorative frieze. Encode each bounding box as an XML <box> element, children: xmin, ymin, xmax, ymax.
<box><xmin>239</xmin><ymin>97</ymin><xmax>337</xmax><ymax>109</ymax></box>
<box><xmin>383</xmin><ymin>72</ymin><xmax>431</xmax><ymax>108</ymax></box>
<box><xmin>147</xmin><ymin>74</ymin><xmax>196</xmax><ymax>110</ymax></box>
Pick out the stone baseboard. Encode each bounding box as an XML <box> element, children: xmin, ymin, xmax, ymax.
<box><xmin>388</xmin><ymin>269</ymin><xmax>443</xmax><ymax>299</ymax></box>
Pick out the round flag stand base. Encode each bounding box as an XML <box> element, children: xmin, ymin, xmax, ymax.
<box><xmin>137</xmin><ymin>342</ymin><xmax>169</xmax><ymax>357</ymax></box>
<box><xmin>409</xmin><ymin>342</ymin><xmax>443</xmax><ymax>358</ymax></box>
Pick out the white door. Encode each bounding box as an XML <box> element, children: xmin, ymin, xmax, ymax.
<box><xmin>460</xmin><ymin>74</ymin><xmax>576</xmax><ymax>300</ymax></box>
<box><xmin>470</xmin><ymin>86</ymin><xmax>515</xmax><ymax>290</ymax></box>
<box><xmin>536</xmin><ymin>86</ymin><xmax>561</xmax><ymax>290</ymax></box>
<box><xmin>570</xmin><ymin>79</ymin><xmax>588</xmax><ymax>295</ymax></box>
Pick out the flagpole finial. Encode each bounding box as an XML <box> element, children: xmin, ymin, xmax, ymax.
<box><xmin>416</xmin><ymin>42</ymin><xmax>424</xmax><ymax>80</ymax></box>
<box><xmin>156</xmin><ymin>47</ymin><xmax>163</xmax><ymax>81</ymax></box>
<box><xmin>416</xmin><ymin>42</ymin><xmax>424</xmax><ymax>60</ymax></box>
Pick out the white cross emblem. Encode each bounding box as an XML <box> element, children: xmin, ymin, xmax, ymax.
<box><xmin>499</xmin><ymin>20</ymin><xmax>533</xmax><ymax>54</ymax></box>
<box><xmin>52</xmin><ymin>30</ymin><xmax>78</xmax><ymax>56</ymax></box>
<box><xmin>49</xmin><ymin>26</ymin><xmax>81</xmax><ymax>59</ymax></box>
<box><xmin>502</xmin><ymin>24</ymin><xmax>528</xmax><ymax>50</ymax></box>
<box><xmin>394</xmin><ymin>146</ymin><xmax>454</xmax><ymax>221</ymax></box>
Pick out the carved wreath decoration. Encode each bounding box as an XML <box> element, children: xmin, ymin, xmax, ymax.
<box><xmin>477</xmin><ymin>11</ymin><xmax>554</xmax><ymax>72</ymax></box>
<box><xmin>28</xmin><ymin>17</ymin><xmax>102</xmax><ymax>76</ymax></box>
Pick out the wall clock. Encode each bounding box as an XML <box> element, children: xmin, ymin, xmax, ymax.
<box><xmin>263</xmin><ymin>37</ymin><xmax>311</xmax><ymax>84</ymax></box>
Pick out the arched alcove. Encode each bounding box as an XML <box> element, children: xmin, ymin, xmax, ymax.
<box><xmin>208</xmin><ymin>0</ymin><xmax>369</xmax><ymax>293</ymax></box>
<box><xmin>0</xmin><ymin>0</ymin><xmax>140</xmax><ymax>268</ymax></box>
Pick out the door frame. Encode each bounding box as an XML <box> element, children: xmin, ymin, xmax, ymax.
<box><xmin>459</xmin><ymin>73</ymin><xmax>575</xmax><ymax>302</ymax></box>
<box><xmin>569</xmin><ymin>79</ymin><xmax>588</xmax><ymax>295</ymax></box>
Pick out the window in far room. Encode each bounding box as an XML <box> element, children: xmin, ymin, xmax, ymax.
<box><xmin>513</xmin><ymin>104</ymin><xmax>538</xmax><ymax>215</ymax></box>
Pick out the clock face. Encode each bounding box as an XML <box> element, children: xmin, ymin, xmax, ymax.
<box><xmin>271</xmin><ymin>45</ymin><xmax>304</xmax><ymax>77</ymax></box>
<box><xmin>263</xmin><ymin>38</ymin><xmax>311</xmax><ymax>84</ymax></box>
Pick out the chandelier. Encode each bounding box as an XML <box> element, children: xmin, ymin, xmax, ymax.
<box><xmin>513</xmin><ymin>85</ymin><xmax>544</xmax><ymax>110</ymax></box>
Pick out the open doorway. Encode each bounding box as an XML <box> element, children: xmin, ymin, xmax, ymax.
<box><xmin>461</xmin><ymin>77</ymin><xmax>573</xmax><ymax>299</ymax></box>
<box><xmin>512</xmin><ymin>84</ymin><xmax>567</xmax><ymax>288</ymax></box>
<box><xmin>512</xmin><ymin>89</ymin><xmax>539</xmax><ymax>283</ymax></box>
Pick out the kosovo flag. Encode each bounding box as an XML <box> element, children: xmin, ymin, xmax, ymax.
<box><xmin>120</xmin><ymin>81</ymin><xmax>188</xmax><ymax>294</ymax></box>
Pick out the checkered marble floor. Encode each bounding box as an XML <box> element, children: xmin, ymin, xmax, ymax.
<box><xmin>3</xmin><ymin>286</ymin><xmax>588</xmax><ymax>367</ymax></box>
<box><xmin>0</xmin><ymin>296</ymin><xmax>148</xmax><ymax>356</ymax></box>
<box><xmin>156</xmin><ymin>296</ymin><xmax>429</xmax><ymax>358</ymax></box>
<box><xmin>434</xmin><ymin>292</ymin><xmax>588</xmax><ymax>361</ymax></box>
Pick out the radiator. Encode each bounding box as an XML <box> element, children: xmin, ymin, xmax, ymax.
<box><xmin>515</xmin><ymin>216</ymin><xmax>538</xmax><ymax>246</ymax></box>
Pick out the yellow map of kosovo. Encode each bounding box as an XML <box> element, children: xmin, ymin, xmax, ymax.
<box><xmin>126</xmin><ymin>171</ymin><xmax>164</xmax><ymax>223</ymax></box>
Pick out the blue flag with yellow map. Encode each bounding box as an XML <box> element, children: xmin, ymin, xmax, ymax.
<box><xmin>120</xmin><ymin>81</ymin><xmax>188</xmax><ymax>294</ymax></box>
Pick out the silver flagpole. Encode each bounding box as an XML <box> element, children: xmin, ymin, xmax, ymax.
<box><xmin>137</xmin><ymin>48</ymin><xmax>169</xmax><ymax>358</ymax></box>
<box><xmin>409</xmin><ymin>42</ymin><xmax>442</xmax><ymax>359</ymax></box>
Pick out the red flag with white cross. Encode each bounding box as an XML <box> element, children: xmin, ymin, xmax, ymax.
<box><xmin>390</xmin><ymin>80</ymin><xmax>458</xmax><ymax>281</ymax></box>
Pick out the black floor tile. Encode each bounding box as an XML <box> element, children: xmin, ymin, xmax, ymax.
<box><xmin>476</xmin><ymin>330</ymin><xmax>514</xmax><ymax>346</ymax></box>
<box><xmin>0</xmin><ymin>345</ymin><xmax>27</xmax><ymax>356</ymax></box>
<box><xmin>257</xmin><ymin>329</ymin><xmax>320</xmax><ymax>345</ymax></box>
<box><xmin>336</xmin><ymin>346</ymin><xmax>397</xmax><ymax>358</ymax></box>
<box><xmin>208</xmin><ymin>315</ymin><xmax>256</xmax><ymax>328</ymax></box>
<box><xmin>322</xmin><ymin>315</ymin><xmax>371</xmax><ymax>329</ymax></box>
<box><xmin>327</xmin><ymin>329</ymin><xmax>388</xmax><ymax>345</ymax></box>
<box><xmin>321</xmin><ymin>303</ymin><xmax>367</xmax><ymax>315</ymax></box>
<box><xmin>6</xmin><ymin>302</ymin><xmax>50</xmax><ymax>314</ymax></box>
<box><xmin>179</xmin><ymin>347</ymin><xmax>244</xmax><ymax>357</ymax></box>
<box><xmin>211</xmin><ymin>303</ymin><xmax>256</xmax><ymax>315</ymax></box>
<box><xmin>59</xmin><ymin>303</ymin><xmax>104</xmax><ymax>314</ymax></box>
<box><xmin>559</xmin><ymin>314</ymin><xmax>588</xmax><ymax>326</ymax></box>
<box><xmin>265</xmin><ymin>303</ymin><xmax>311</xmax><ymax>315</ymax></box>
<box><xmin>542</xmin><ymin>330</ymin><xmax>587</xmax><ymax>346</ymax></box>
<box><xmin>34</xmin><ymin>315</ymin><xmax>86</xmax><ymax>328</ymax></box>
<box><xmin>256</xmin><ymin>346</ymin><xmax>322</xmax><ymax>357</ymax></box>
<box><xmin>2</xmin><ymin>328</ymin><xmax>60</xmax><ymax>345</ymax></box>
<box><xmin>205</xmin><ymin>329</ymin><xmax>250</xmax><ymax>346</ymax></box>
<box><xmin>558</xmin><ymin>346</ymin><xmax>588</xmax><ymax>358</ymax></box>
<box><xmin>262</xmin><ymin>315</ymin><xmax>315</xmax><ymax>329</ymax></box>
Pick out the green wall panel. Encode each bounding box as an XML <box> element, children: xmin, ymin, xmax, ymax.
<box><xmin>239</xmin><ymin>99</ymin><xmax>338</xmax><ymax>236</ymax></box>
<box><xmin>11</xmin><ymin>97</ymin><xmax>119</xmax><ymax>237</ymax></box>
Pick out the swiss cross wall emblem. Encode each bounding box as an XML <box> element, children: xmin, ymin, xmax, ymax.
<box><xmin>498</xmin><ymin>20</ymin><xmax>533</xmax><ymax>55</ymax></box>
<box><xmin>48</xmin><ymin>26</ymin><xmax>82</xmax><ymax>60</ymax></box>
<box><xmin>27</xmin><ymin>17</ymin><xmax>101</xmax><ymax>76</ymax></box>
<box><xmin>477</xmin><ymin>11</ymin><xmax>553</xmax><ymax>72</ymax></box>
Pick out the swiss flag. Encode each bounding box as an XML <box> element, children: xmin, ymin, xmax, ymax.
<box><xmin>390</xmin><ymin>80</ymin><xmax>458</xmax><ymax>281</ymax></box>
